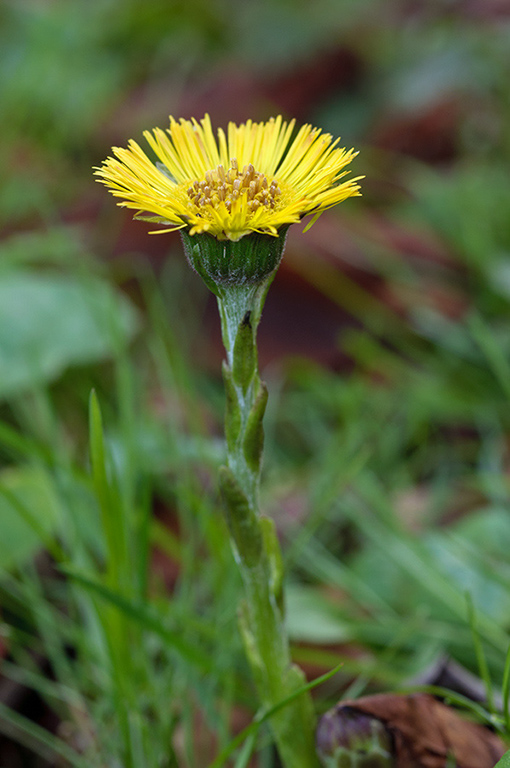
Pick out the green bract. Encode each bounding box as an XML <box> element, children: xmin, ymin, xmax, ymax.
<box><xmin>180</xmin><ymin>227</ymin><xmax>289</xmax><ymax>292</ymax></box>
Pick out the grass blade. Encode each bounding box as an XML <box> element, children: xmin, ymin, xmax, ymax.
<box><xmin>0</xmin><ymin>701</ymin><xmax>87</xmax><ymax>767</ymax></box>
<box><xmin>466</xmin><ymin>594</ymin><xmax>494</xmax><ymax>713</ymax></box>
<box><xmin>501</xmin><ymin>644</ymin><xmax>510</xmax><ymax>731</ymax></box>
<box><xmin>62</xmin><ymin>567</ymin><xmax>213</xmax><ymax>673</ymax></box>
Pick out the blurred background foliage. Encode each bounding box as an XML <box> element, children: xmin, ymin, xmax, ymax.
<box><xmin>1</xmin><ymin>0</ymin><xmax>510</xmax><ymax>765</ymax></box>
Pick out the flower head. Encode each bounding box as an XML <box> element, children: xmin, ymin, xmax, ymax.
<box><xmin>95</xmin><ymin>114</ymin><xmax>362</xmax><ymax>242</ymax></box>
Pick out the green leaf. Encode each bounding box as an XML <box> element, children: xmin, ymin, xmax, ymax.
<box><xmin>285</xmin><ymin>584</ymin><xmax>349</xmax><ymax>644</ymax></box>
<box><xmin>219</xmin><ymin>465</ymin><xmax>262</xmax><ymax>568</ymax></box>
<box><xmin>232</xmin><ymin>311</ymin><xmax>256</xmax><ymax>392</ymax></box>
<box><xmin>0</xmin><ymin>271</ymin><xmax>138</xmax><ymax>399</ymax></box>
<box><xmin>260</xmin><ymin>516</ymin><xmax>284</xmax><ymax>612</ymax></box>
<box><xmin>242</xmin><ymin>381</ymin><xmax>268</xmax><ymax>473</ymax></box>
<box><xmin>0</xmin><ymin>466</ymin><xmax>62</xmax><ymax>571</ymax></box>
<box><xmin>493</xmin><ymin>749</ymin><xmax>510</xmax><ymax>768</ymax></box>
<box><xmin>222</xmin><ymin>362</ymin><xmax>241</xmax><ymax>447</ymax></box>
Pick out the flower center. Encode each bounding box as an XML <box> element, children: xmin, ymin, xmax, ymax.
<box><xmin>186</xmin><ymin>159</ymin><xmax>281</xmax><ymax>214</ymax></box>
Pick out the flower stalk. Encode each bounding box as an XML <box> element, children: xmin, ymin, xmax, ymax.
<box><xmin>217</xmin><ymin>275</ymin><xmax>318</xmax><ymax>768</ymax></box>
<box><xmin>181</xmin><ymin>226</ymin><xmax>318</xmax><ymax>765</ymax></box>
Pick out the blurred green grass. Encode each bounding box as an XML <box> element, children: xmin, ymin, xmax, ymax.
<box><xmin>1</xmin><ymin>0</ymin><xmax>510</xmax><ymax>765</ymax></box>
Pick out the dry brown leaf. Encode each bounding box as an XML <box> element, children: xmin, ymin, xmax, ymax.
<box><xmin>318</xmin><ymin>693</ymin><xmax>506</xmax><ymax>768</ymax></box>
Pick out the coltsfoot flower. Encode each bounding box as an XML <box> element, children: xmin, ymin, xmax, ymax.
<box><xmin>95</xmin><ymin>114</ymin><xmax>362</xmax><ymax>243</ymax></box>
<box><xmin>96</xmin><ymin>117</ymin><xmax>362</xmax><ymax>768</ymax></box>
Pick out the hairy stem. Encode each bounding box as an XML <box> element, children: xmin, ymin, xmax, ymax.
<box><xmin>217</xmin><ymin>280</ymin><xmax>318</xmax><ymax>768</ymax></box>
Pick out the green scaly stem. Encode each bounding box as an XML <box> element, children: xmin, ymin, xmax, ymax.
<box><xmin>216</xmin><ymin>279</ymin><xmax>319</xmax><ymax>768</ymax></box>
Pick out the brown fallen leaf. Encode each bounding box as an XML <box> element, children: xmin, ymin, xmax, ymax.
<box><xmin>316</xmin><ymin>693</ymin><xmax>506</xmax><ymax>768</ymax></box>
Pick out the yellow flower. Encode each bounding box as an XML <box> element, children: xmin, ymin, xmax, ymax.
<box><xmin>95</xmin><ymin>114</ymin><xmax>362</xmax><ymax>242</ymax></box>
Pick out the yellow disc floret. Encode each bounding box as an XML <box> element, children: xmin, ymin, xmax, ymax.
<box><xmin>186</xmin><ymin>160</ymin><xmax>281</xmax><ymax>214</ymax></box>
